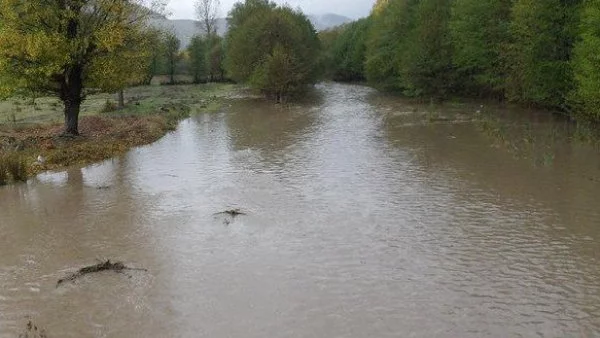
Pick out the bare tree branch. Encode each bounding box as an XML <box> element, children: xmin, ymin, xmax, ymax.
<box><xmin>195</xmin><ymin>0</ymin><xmax>220</xmax><ymax>36</ymax></box>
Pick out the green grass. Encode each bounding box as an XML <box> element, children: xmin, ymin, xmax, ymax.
<box><xmin>0</xmin><ymin>83</ymin><xmax>236</xmax><ymax>127</ymax></box>
<box><xmin>0</xmin><ymin>83</ymin><xmax>237</xmax><ymax>184</ymax></box>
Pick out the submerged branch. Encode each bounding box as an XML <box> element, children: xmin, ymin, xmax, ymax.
<box><xmin>57</xmin><ymin>260</ymin><xmax>147</xmax><ymax>286</ymax></box>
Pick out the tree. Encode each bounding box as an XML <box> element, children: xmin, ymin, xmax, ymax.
<box><xmin>188</xmin><ymin>35</ymin><xmax>207</xmax><ymax>83</ymax></box>
<box><xmin>329</xmin><ymin>18</ymin><xmax>371</xmax><ymax>82</ymax></box>
<box><xmin>318</xmin><ymin>26</ymin><xmax>345</xmax><ymax>79</ymax></box>
<box><xmin>164</xmin><ymin>32</ymin><xmax>181</xmax><ymax>85</ymax></box>
<box><xmin>207</xmin><ymin>35</ymin><xmax>226</xmax><ymax>81</ymax></box>
<box><xmin>571</xmin><ymin>0</ymin><xmax>600</xmax><ymax>122</ymax></box>
<box><xmin>96</xmin><ymin>27</ymin><xmax>159</xmax><ymax>108</ymax></box>
<box><xmin>143</xmin><ymin>28</ymin><xmax>168</xmax><ymax>85</ymax></box>
<box><xmin>449</xmin><ymin>0</ymin><xmax>512</xmax><ymax>97</ymax></box>
<box><xmin>398</xmin><ymin>0</ymin><xmax>454</xmax><ymax>97</ymax></box>
<box><xmin>505</xmin><ymin>0</ymin><xmax>581</xmax><ymax>108</ymax></box>
<box><xmin>196</xmin><ymin>0</ymin><xmax>220</xmax><ymax>36</ymax></box>
<box><xmin>365</xmin><ymin>0</ymin><xmax>418</xmax><ymax>91</ymax></box>
<box><xmin>225</xmin><ymin>2</ymin><xmax>321</xmax><ymax>101</ymax></box>
<box><xmin>0</xmin><ymin>0</ymin><xmax>165</xmax><ymax>136</ymax></box>
<box><xmin>227</xmin><ymin>0</ymin><xmax>276</xmax><ymax>32</ymax></box>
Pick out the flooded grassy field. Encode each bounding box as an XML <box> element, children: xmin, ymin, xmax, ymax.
<box><xmin>1</xmin><ymin>83</ymin><xmax>599</xmax><ymax>337</ymax></box>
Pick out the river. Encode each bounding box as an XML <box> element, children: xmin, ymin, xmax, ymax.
<box><xmin>1</xmin><ymin>83</ymin><xmax>599</xmax><ymax>337</ymax></box>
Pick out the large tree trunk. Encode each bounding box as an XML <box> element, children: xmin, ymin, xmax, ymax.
<box><xmin>60</xmin><ymin>65</ymin><xmax>84</xmax><ymax>136</ymax></box>
<box><xmin>64</xmin><ymin>99</ymin><xmax>81</xmax><ymax>136</ymax></box>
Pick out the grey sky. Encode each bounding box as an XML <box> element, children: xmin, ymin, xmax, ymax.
<box><xmin>167</xmin><ymin>0</ymin><xmax>376</xmax><ymax>20</ymax></box>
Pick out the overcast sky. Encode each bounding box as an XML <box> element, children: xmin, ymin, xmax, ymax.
<box><xmin>167</xmin><ymin>0</ymin><xmax>376</xmax><ymax>20</ymax></box>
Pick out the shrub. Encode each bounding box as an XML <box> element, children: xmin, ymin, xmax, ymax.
<box><xmin>5</xmin><ymin>154</ymin><xmax>28</xmax><ymax>182</ymax></box>
<box><xmin>100</xmin><ymin>100</ymin><xmax>118</xmax><ymax>114</ymax></box>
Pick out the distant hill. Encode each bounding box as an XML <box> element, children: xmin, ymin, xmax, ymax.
<box><xmin>153</xmin><ymin>13</ymin><xmax>352</xmax><ymax>49</ymax></box>
<box><xmin>308</xmin><ymin>14</ymin><xmax>353</xmax><ymax>31</ymax></box>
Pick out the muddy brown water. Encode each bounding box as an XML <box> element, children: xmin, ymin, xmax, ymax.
<box><xmin>1</xmin><ymin>83</ymin><xmax>599</xmax><ymax>337</ymax></box>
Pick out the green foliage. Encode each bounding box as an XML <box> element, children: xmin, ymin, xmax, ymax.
<box><xmin>352</xmin><ymin>0</ymin><xmax>594</xmax><ymax>119</ymax></box>
<box><xmin>207</xmin><ymin>35</ymin><xmax>226</xmax><ymax>82</ymax></box>
<box><xmin>188</xmin><ymin>35</ymin><xmax>208</xmax><ymax>83</ymax></box>
<box><xmin>364</xmin><ymin>0</ymin><xmax>453</xmax><ymax>97</ymax></box>
<box><xmin>227</xmin><ymin>0</ymin><xmax>276</xmax><ymax>32</ymax></box>
<box><xmin>449</xmin><ymin>0</ymin><xmax>512</xmax><ymax>96</ymax></box>
<box><xmin>4</xmin><ymin>154</ymin><xmax>27</xmax><ymax>182</ymax></box>
<box><xmin>571</xmin><ymin>0</ymin><xmax>600</xmax><ymax>122</ymax></box>
<box><xmin>164</xmin><ymin>33</ymin><xmax>182</xmax><ymax>85</ymax></box>
<box><xmin>144</xmin><ymin>28</ymin><xmax>169</xmax><ymax>84</ymax></box>
<box><xmin>317</xmin><ymin>27</ymin><xmax>344</xmax><ymax>79</ymax></box>
<box><xmin>0</xmin><ymin>0</ymin><xmax>162</xmax><ymax>135</ymax></box>
<box><xmin>399</xmin><ymin>0</ymin><xmax>454</xmax><ymax>97</ymax></box>
<box><xmin>225</xmin><ymin>1</ymin><xmax>321</xmax><ymax>100</ymax></box>
<box><xmin>329</xmin><ymin>18</ymin><xmax>371</xmax><ymax>81</ymax></box>
<box><xmin>365</xmin><ymin>0</ymin><xmax>415</xmax><ymax>91</ymax></box>
<box><xmin>505</xmin><ymin>0</ymin><xmax>580</xmax><ymax>108</ymax></box>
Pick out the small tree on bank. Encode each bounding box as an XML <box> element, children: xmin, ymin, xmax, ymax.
<box><xmin>0</xmin><ymin>0</ymin><xmax>165</xmax><ymax>136</ymax></box>
<box><xmin>225</xmin><ymin>1</ymin><xmax>321</xmax><ymax>102</ymax></box>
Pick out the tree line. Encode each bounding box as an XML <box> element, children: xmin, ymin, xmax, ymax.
<box><xmin>0</xmin><ymin>0</ymin><xmax>322</xmax><ymax>135</ymax></box>
<box><xmin>322</xmin><ymin>0</ymin><xmax>600</xmax><ymax>123</ymax></box>
<box><xmin>4</xmin><ymin>0</ymin><xmax>598</xmax><ymax>136</ymax></box>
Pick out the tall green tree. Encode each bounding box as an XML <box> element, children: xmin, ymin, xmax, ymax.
<box><xmin>571</xmin><ymin>0</ymin><xmax>600</xmax><ymax>122</ymax></box>
<box><xmin>207</xmin><ymin>35</ymin><xmax>226</xmax><ymax>81</ymax></box>
<box><xmin>365</xmin><ymin>0</ymin><xmax>418</xmax><ymax>91</ymax></box>
<box><xmin>505</xmin><ymin>0</ymin><xmax>581</xmax><ymax>108</ymax></box>
<box><xmin>0</xmin><ymin>0</ymin><xmax>164</xmax><ymax>135</ymax></box>
<box><xmin>227</xmin><ymin>0</ymin><xmax>276</xmax><ymax>32</ymax></box>
<box><xmin>399</xmin><ymin>0</ymin><xmax>454</xmax><ymax>97</ymax></box>
<box><xmin>449</xmin><ymin>0</ymin><xmax>512</xmax><ymax>97</ymax></box>
<box><xmin>330</xmin><ymin>18</ymin><xmax>371</xmax><ymax>81</ymax></box>
<box><xmin>188</xmin><ymin>35</ymin><xmax>207</xmax><ymax>83</ymax></box>
<box><xmin>225</xmin><ymin>1</ymin><xmax>321</xmax><ymax>101</ymax></box>
<box><xmin>318</xmin><ymin>26</ymin><xmax>345</xmax><ymax>79</ymax></box>
<box><xmin>164</xmin><ymin>33</ymin><xmax>181</xmax><ymax>85</ymax></box>
<box><xmin>143</xmin><ymin>29</ymin><xmax>168</xmax><ymax>85</ymax></box>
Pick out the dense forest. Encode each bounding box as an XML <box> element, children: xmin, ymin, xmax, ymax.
<box><xmin>322</xmin><ymin>0</ymin><xmax>600</xmax><ymax>123</ymax></box>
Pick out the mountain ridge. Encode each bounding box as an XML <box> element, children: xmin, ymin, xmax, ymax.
<box><xmin>153</xmin><ymin>13</ymin><xmax>352</xmax><ymax>49</ymax></box>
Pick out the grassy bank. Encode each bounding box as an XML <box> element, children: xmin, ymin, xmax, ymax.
<box><xmin>0</xmin><ymin>83</ymin><xmax>234</xmax><ymax>184</ymax></box>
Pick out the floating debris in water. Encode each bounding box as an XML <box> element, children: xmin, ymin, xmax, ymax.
<box><xmin>57</xmin><ymin>260</ymin><xmax>147</xmax><ymax>287</ymax></box>
<box><xmin>213</xmin><ymin>209</ymin><xmax>247</xmax><ymax>226</ymax></box>
<box><xmin>19</xmin><ymin>319</ymin><xmax>47</xmax><ymax>338</ymax></box>
<box><xmin>214</xmin><ymin>209</ymin><xmax>247</xmax><ymax>217</ymax></box>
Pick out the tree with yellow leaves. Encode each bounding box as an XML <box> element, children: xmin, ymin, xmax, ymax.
<box><xmin>0</xmin><ymin>0</ymin><xmax>166</xmax><ymax>135</ymax></box>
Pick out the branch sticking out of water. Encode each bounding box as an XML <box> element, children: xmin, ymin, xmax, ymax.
<box><xmin>56</xmin><ymin>260</ymin><xmax>147</xmax><ymax>287</ymax></box>
<box><xmin>19</xmin><ymin>320</ymin><xmax>47</xmax><ymax>338</ymax></box>
<box><xmin>214</xmin><ymin>209</ymin><xmax>246</xmax><ymax>217</ymax></box>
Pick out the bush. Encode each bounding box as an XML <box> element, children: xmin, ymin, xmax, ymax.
<box><xmin>100</xmin><ymin>100</ymin><xmax>118</xmax><ymax>114</ymax></box>
<box><xmin>225</xmin><ymin>2</ymin><xmax>321</xmax><ymax>101</ymax></box>
<box><xmin>5</xmin><ymin>154</ymin><xmax>28</xmax><ymax>182</ymax></box>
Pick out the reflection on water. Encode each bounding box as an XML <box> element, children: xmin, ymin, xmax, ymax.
<box><xmin>1</xmin><ymin>83</ymin><xmax>599</xmax><ymax>337</ymax></box>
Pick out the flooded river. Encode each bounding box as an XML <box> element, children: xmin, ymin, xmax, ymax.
<box><xmin>1</xmin><ymin>83</ymin><xmax>599</xmax><ymax>337</ymax></box>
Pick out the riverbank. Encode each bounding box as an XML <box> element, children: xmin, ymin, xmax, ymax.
<box><xmin>0</xmin><ymin>84</ymin><xmax>234</xmax><ymax>184</ymax></box>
